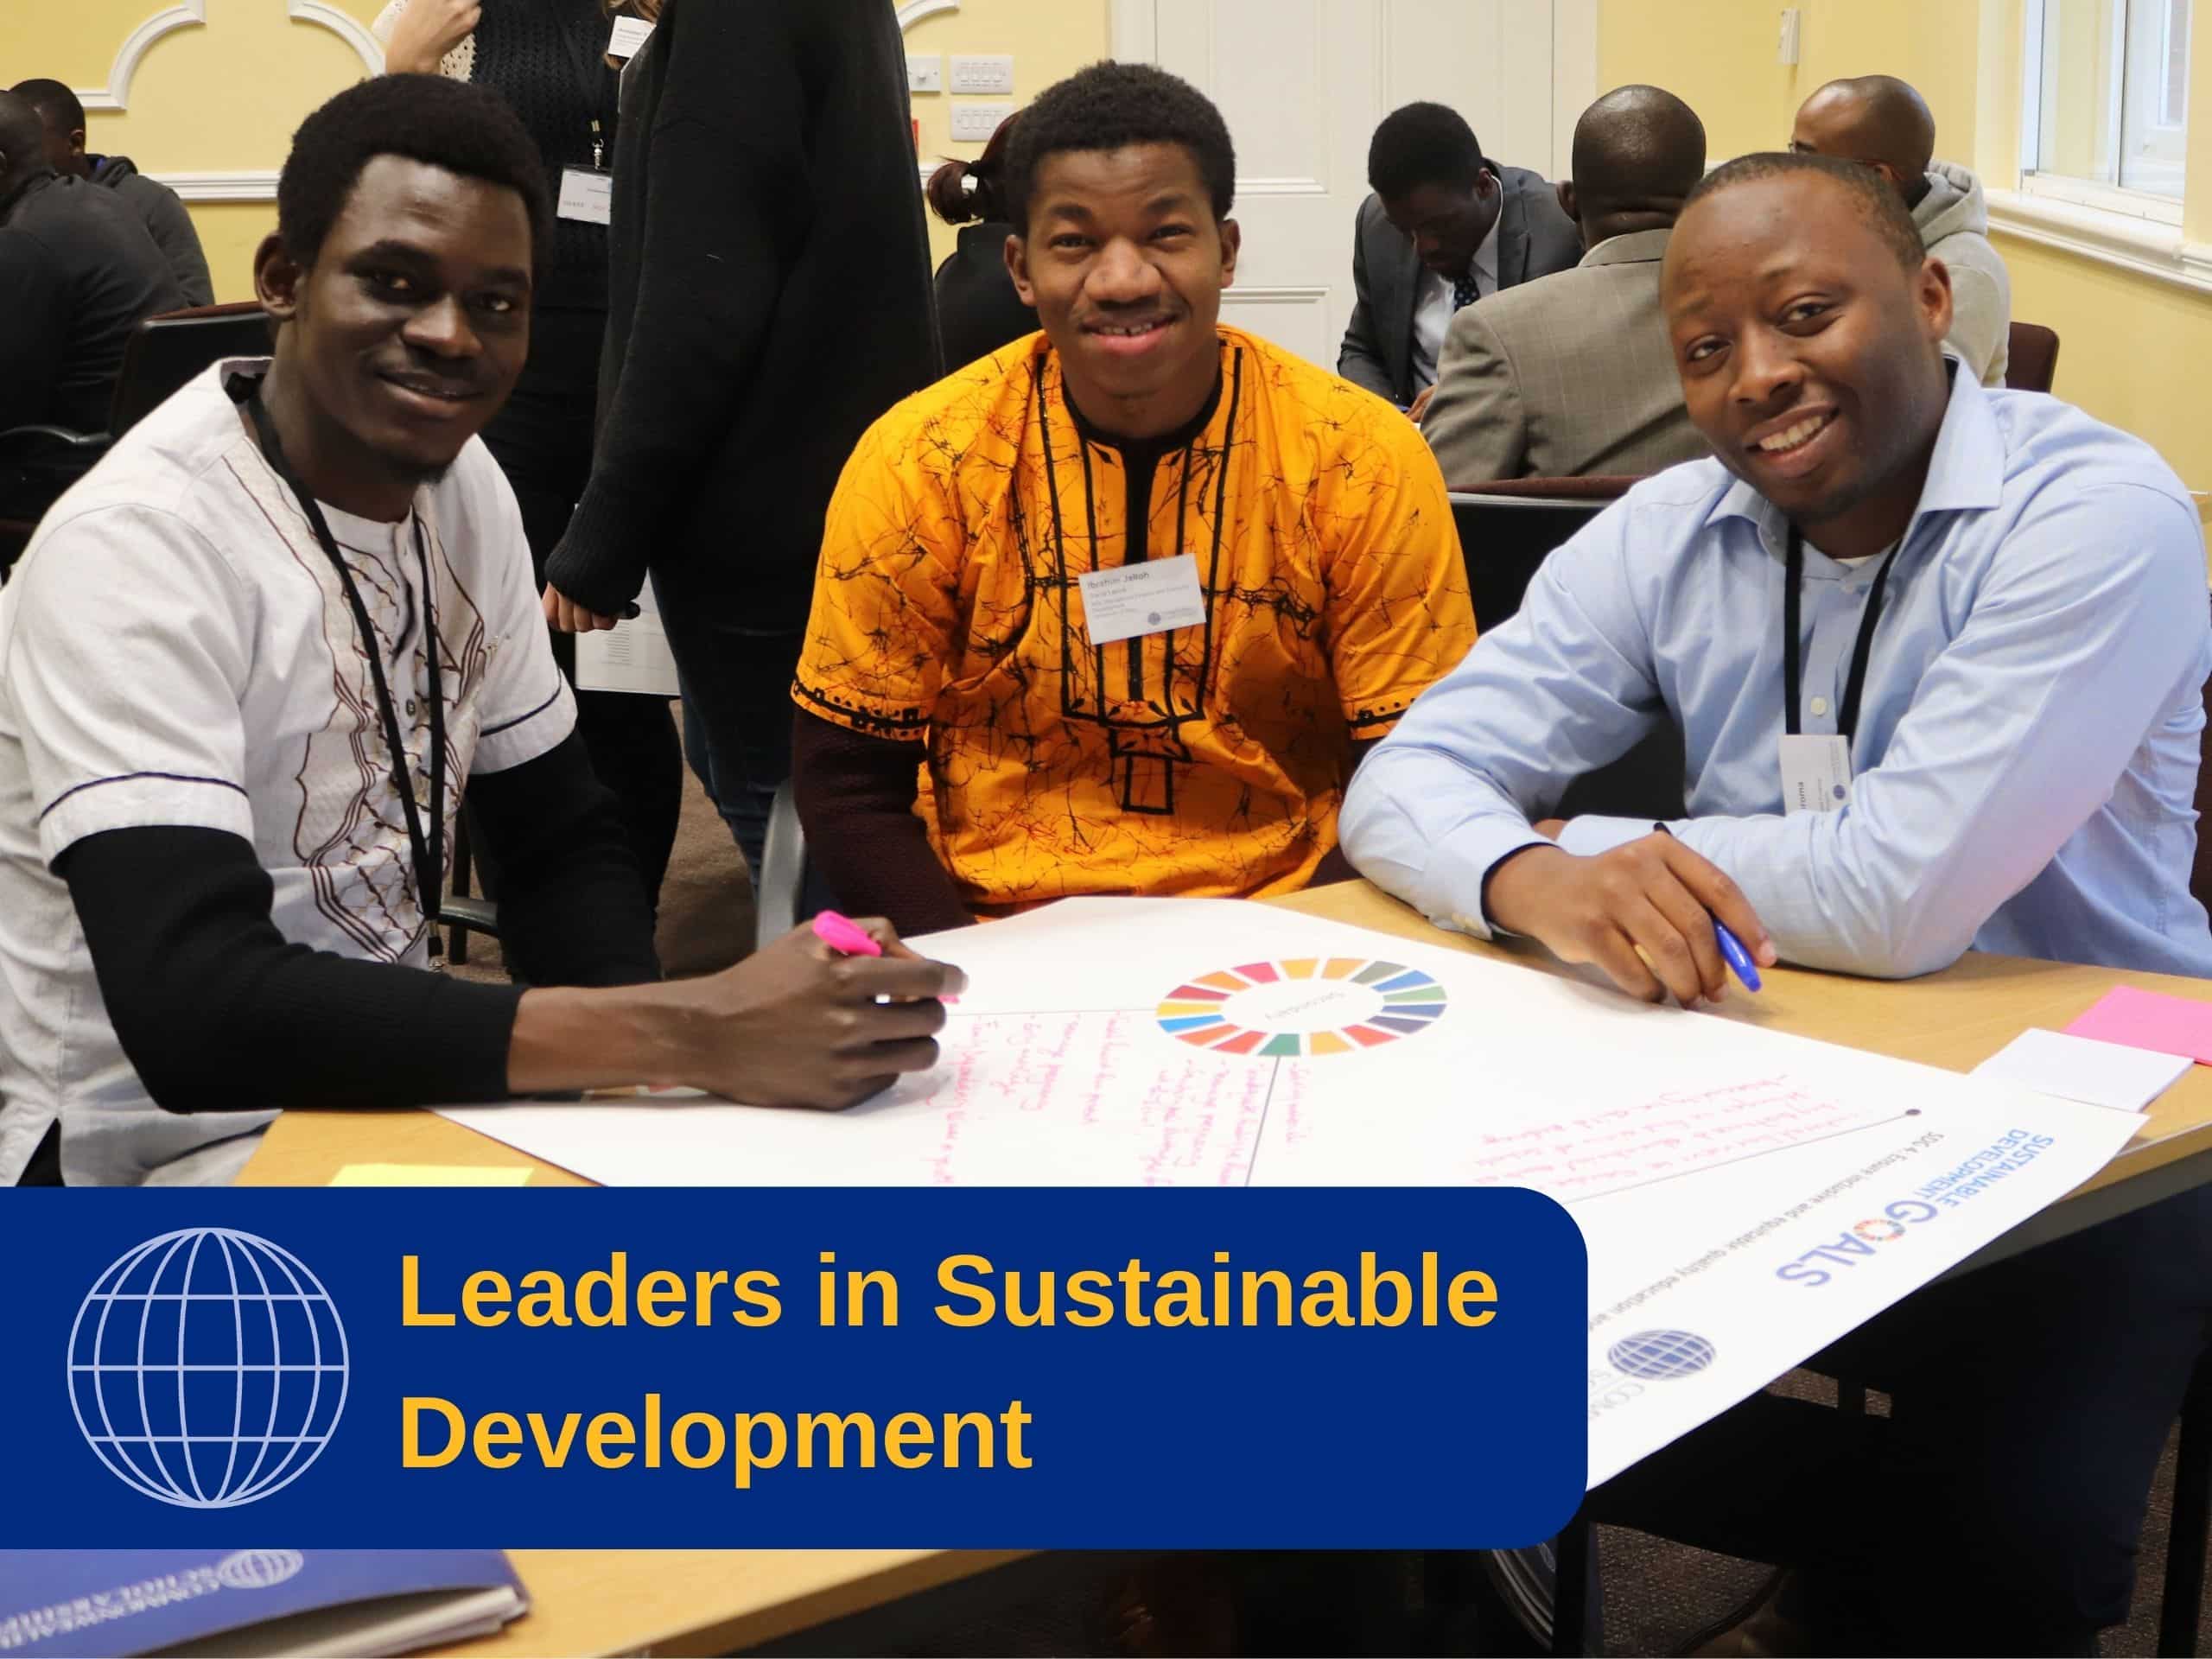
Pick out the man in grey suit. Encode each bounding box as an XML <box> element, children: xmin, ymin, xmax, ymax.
<box><xmin>1422</xmin><ymin>86</ymin><xmax>1711</xmax><ymax>485</ymax></box>
<box><xmin>1338</xmin><ymin>101</ymin><xmax>1580</xmax><ymax>410</ymax></box>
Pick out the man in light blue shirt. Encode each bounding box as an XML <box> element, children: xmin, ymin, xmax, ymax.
<box><xmin>1347</xmin><ymin>181</ymin><xmax>2212</xmax><ymax>1001</ymax></box>
<box><xmin>1345</xmin><ymin>152</ymin><xmax>2212</xmax><ymax>1653</ymax></box>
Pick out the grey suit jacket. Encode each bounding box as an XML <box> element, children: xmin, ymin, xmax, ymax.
<box><xmin>1420</xmin><ymin>228</ymin><xmax>1709</xmax><ymax>485</ymax></box>
<box><xmin>1337</xmin><ymin>165</ymin><xmax>1580</xmax><ymax>405</ymax></box>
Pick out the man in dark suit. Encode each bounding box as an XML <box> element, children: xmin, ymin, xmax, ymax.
<box><xmin>1338</xmin><ymin>101</ymin><xmax>1580</xmax><ymax>410</ymax></box>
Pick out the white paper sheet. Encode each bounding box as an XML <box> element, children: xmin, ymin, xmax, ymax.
<box><xmin>435</xmin><ymin>897</ymin><xmax>2142</xmax><ymax>1484</ymax></box>
<box><xmin>572</xmin><ymin>581</ymin><xmax>679</xmax><ymax>696</ymax></box>
<box><xmin>1971</xmin><ymin>1027</ymin><xmax>2192</xmax><ymax>1113</ymax></box>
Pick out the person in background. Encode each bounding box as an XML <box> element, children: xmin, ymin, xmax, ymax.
<box><xmin>542</xmin><ymin>0</ymin><xmax>941</xmax><ymax>881</ymax></box>
<box><xmin>1422</xmin><ymin>85</ymin><xmax>1710</xmax><ymax>485</ymax></box>
<box><xmin>1338</xmin><ymin>100</ymin><xmax>1580</xmax><ymax>412</ymax></box>
<box><xmin>0</xmin><ymin>76</ymin><xmax>959</xmax><ymax>1189</ymax></box>
<box><xmin>790</xmin><ymin>63</ymin><xmax>1475</xmax><ymax>938</ymax></box>
<box><xmin>0</xmin><ymin>90</ymin><xmax>181</xmax><ymax>519</ymax></box>
<box><xmin>925</xmin><ymin>108</ymin><xmax>1038</xmax><ymax>371</ymax></box>
<box><xmin>374</xmin><ymin>0</ymin><xmax>684</xmax><ymax>915</ymax></box>
<box><xmin>9</xmin><ymin>78</ymin><xmax>213</xmax><ymax>308</ymax></box>
<box><xmin>1791</xmin><ymin>73</ymin><xmax>2012</xmax><ymax>386</ymax></box>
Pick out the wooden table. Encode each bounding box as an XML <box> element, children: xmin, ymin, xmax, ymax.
<box><xmin>234</xmin><ymin>880</ymin><xmax>2212</xmax><ymax>1655</ymax></box>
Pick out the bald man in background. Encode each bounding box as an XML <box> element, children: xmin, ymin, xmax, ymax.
<box><xmin>1792</xmin><ymin>73</ymin><xmax>2011</xmax><ymax>385</ymax></box>
<box><xmin>1421</xmin><ymin>86</ymin><xmax>1713</xmax><ymax>484</ymax></box>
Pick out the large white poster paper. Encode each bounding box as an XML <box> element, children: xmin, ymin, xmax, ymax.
<box><xmin>436</xmin><ymin>898</ymin><xmax>2141</xmax><ymax>1483</ymax></box>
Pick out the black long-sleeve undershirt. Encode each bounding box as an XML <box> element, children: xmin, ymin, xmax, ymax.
<box><xmin>60</xmin><ymin>731</ymin><xmax>660</xmax><ymax>1116</ymax></box>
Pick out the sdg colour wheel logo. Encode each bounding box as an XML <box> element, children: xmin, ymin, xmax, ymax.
<box><xmin>68</xmin><ymin>1230</ymin><xmax>348</xmax><ymax>1508</ymax></box>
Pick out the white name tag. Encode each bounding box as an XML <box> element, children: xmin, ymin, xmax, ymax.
<box><xmin>607</xmin><ymin>16</ymin><xmax>655</xmax><ymax>59</ymax></box>
<box><xmin>1779</xmin><ymin>734</ymin><xmax>1853</xmax><ymax>815</ymax></box>
<box><xmin>556</xmin><ymin>167</ymin><xmax>613</xmax><ymax>225</ymax></box>
<box><xmin>1077</xmin><ymin>554</ymin><xmax>1206</xmax><ymax>647</ymax></box>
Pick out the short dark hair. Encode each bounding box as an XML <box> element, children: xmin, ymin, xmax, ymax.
<box><xmin>276</xmin><ymin>75</ymin><xmax>552</xmax><ymax>270</ymax></box>
<box><xmin>1003</xmin><ymin>61</ymin><xmax>1235</xmax><ymax>233</ymax></box>
<box><xmin>1682</xmin><ymin>151</ymin><xmax>1925</xmax><ymax>271</ymax></box>
<box><xmin>1368</xmin><ymin>102</ymin><xmax>1484</xmax><ymax>200</ymax></box>
<box><xmin>8</xmin><ymin>78</ymin><xmax>84</xmax><ymax>136</ymax></box>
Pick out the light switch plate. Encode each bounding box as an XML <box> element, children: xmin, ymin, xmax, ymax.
<box><xmin>950</xmin><ymin>101</ymin><xmax>1014</xmax><ymax>142</ymax></box>
<box><xmin>906</xmin><ymin>53</ymin><xmax>943</xmax><ymax>93</ymax></box>
<box><xmin>950</xmin><ymin>54</ymin><xmax>1014</xmax><ymax>94</ymax></box>
<box><xmin>1777</xmin><ymin>8</ymin><xmax>1802</xmax><ymax>65</ymax></box>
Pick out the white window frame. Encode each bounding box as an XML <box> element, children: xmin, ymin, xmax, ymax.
<box><xmin>2017</xmin><ymin>0</ymin><xmax>2189</xmax><ymax>224</ymax></box>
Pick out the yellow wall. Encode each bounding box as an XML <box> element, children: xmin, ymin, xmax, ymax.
<box><xmin>0</xmin><ymin>0</ymin><xmax>387</xmax><ymax>300</ymax></box>
<box><xmin>904</xmin><ymin>0</ymin><xmax>1111</xmax><ymax>264</ymax></box>
<box><xmin>1597</xmin><ymin>0</ymin><xmax>1980</xmax><ymax>163</ymax></box>
<box><xmin>0</xmin><ymin>1</ymin><xmax>1109</xmax><ymax>298</ymax></box>
<box><xmin>1599</xmin><ymin>0</ymin><xmax>2212</xmax><ymax>501</ymax></box>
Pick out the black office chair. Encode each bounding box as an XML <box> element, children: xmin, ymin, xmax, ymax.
<box><xmin>1450</xmin><ymin>478</ymin><xmax>1635</xmax><ymax>634</ymax></box>
<box><xmin>1</xmin><ymin>302</ymin><xmax>272</xmax><ymax>580</ymax></box>
<box><xmin>2005</xmin><ymin>321</ymin><xmax>2062</xmax><ymax>394</ymax></box>
<box><xmin>1450</xmin><ymin>480</ymin><xmax>1687</xmax><ymax>825</ymax></box>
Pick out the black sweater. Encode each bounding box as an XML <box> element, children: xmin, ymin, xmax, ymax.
<box><xmin>469</xmin><ymin>0</ymin><xmax>622</xmax><ymax>316</ymax></box>
<box><xmin>545</xmin><ymin>0</ymin><xmax>942</xmax><ymax>621</ymax></box>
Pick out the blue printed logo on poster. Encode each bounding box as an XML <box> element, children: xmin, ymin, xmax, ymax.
<box><xmin>69</xmin><ymin>1230</ymin><xmax>347</xmax><ymax>1508</ymax></box>
<box><xmin>1605</xmin><ymin>1328</ymin><xmax>1717</xmax><ymax>1380</ymax></box>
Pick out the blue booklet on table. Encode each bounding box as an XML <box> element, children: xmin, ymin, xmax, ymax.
<box><xmin>0</xmin><ymin>1549</ymin><xmax>528</xmax><ymax>1656</ymax></box>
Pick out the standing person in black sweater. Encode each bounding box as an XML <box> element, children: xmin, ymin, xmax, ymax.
<box><xmin>376</xmin><ymin>0</ymin><xmax>684</xmax><ymax>912</ymax></box>
<box><xmin>925</xmin><ymin>110</ymin><xmax>1038</xmax><ymax>372</ymax></box>
<box><xmin>541</xmin><ymin>0</ymin><xmax>941</xmax><ymax>878</ymax></box>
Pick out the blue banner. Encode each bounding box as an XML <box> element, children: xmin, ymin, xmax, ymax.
<box><xmin>1</xmin><ymin>1188</ymin><xmax>1585</xmax><ymax>1548</ymax></box>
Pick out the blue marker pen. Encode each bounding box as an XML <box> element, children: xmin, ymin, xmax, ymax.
<box><xmin>1713</xmin><ymin>920</ymin><xmax>1763</xmax><ymax>993</ymax></box>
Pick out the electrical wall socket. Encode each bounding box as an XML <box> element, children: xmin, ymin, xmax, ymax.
<box><xmin>950</xmin><ymin>101</ymin><xmax>1014</xmax><ymax>142</ymax></box>
<box><xmin>906</xmin><ymin>53</ymin><xmax>943</xmax><ymax>93</ymax></box>
<box><xmin>950</xmin><ymin>54</ymin><xmax>1014</xmax><ymax>94</ymax></box>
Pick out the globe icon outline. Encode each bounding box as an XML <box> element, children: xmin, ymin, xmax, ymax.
<box><xmin>67</xmin><ymin>1229</ymin><xmax>348</xmax><ymax>1510</ymax></box>
<box><xmin>1607</xmin><ymin>1328</ymin><xmax>1718</xmax><ymax>1381</ymax></box>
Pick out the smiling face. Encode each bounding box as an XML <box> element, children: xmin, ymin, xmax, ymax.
<box><xmin>1662</xmin><ymin>170</ymin><xmax>1952</xmax><ymax>556</ymax></box>
<box><xmin>1380</xmin><ymin>172</ymin><xmax>1499</xmax><ymax>279</ymax></box>
<box><xmin>1007</xmin><ymin>142</ymin><xmax>1238</xmax><ymax>438</ymax></box>
<box><xmin>257</xmin><ymin>153</ymin><xmax>532</xmax><ymax>499</ymax></box>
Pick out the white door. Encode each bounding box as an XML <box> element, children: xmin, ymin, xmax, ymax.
<box><xmin>1114</xmin><ymin>0</ymin><xmax>1595</xmax><ymax>367</ymax></box>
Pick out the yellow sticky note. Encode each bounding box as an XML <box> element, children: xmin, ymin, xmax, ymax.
<box><xmin>329</xmin><ymin>1164</ymin><xmax>532</xmax><ymax>1186</ymax></box>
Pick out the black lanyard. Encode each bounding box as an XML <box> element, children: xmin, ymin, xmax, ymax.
<box><xmin>1782</xmin><ymin>525</ymin><xmax>1900</xmax><ymax>743</ymax></box>
<box><xmin>245</xmin><ymin>391</ymin><xmax>445</xmax><ymax>951</ymax></box>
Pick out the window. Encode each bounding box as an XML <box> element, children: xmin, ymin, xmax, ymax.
<box><xmin>2025</xmin><ymin>0</ymin><xmax>2192</xmax><ymax>213</ymax></box>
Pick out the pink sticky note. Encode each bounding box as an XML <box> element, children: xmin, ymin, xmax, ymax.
<box><xmin>2063</xmin><ymin>984</ymin><xmax>2212</xmax><ymax>1065</ymax></box>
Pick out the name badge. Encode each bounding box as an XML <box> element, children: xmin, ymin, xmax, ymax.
<box><xmin>1077</xmin><ymin>554</ymin><xmax>1206</xmax><ymax>647</ymax></box>
<box><xmin>607</xmin><ymin>16</ymin><xmax>655</xmax><ymax>59</ymax></box>
<box><xmin>1778</xmin><ymin>734</ymin><xmax>1853</xmax><ymax>815</ymax></box>
<box><xmin>556</xmin><ymin>167</ymin><xmax>613</xmax><ymax>226</ymax></box>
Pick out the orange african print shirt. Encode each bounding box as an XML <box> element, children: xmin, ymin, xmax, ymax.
<box><xmin>791</xmin><ymin>324</ymin><xmax>1475</xmax><ymax>913</ymax></box>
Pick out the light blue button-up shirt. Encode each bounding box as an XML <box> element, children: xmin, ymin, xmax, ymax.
<box><xmin>1341</xmin><ymin>366</ymin><xmax>2212</xmax><ymax>979</ymax></box>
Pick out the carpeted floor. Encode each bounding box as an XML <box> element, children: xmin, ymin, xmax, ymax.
<box><xmin>449</xmin><ymin>717</ymin><xmax>2208</xmax><ymax>1656</ymax></box>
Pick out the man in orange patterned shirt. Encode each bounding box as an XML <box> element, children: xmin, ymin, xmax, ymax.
<box><xmin>791</xmin><ymin>63</ymin><xmax>1475</xmax><ymax>934</ymax></box>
